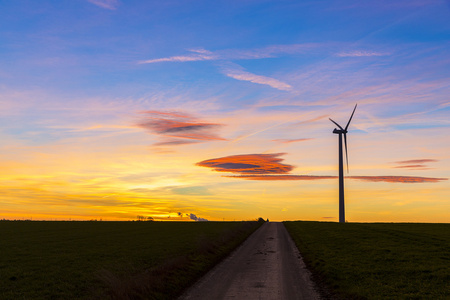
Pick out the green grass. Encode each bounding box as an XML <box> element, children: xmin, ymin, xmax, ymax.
<box><xmin>0</xmin><ymin>220</ymin><xmax>263</xmax><ymax>299</ymax></box>
<box><xmin>284</xmin><ymin>221</ymin><xmax>450</xmax><ymax>300</ymax></box>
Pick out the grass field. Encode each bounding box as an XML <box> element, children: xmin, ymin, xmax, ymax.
<box><xmin>0</xmin><ymin>220</ymin><xmax>262</xmax><ymax>299</ymax></box>
<box><xmin>284</xmin><ymin>221</ymin><xmax>450</xmax><ymax>299</ymax></box>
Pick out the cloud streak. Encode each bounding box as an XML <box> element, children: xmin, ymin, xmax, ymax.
<box><xmin>87</xmin><ymin>0</ymin><xmax>119</xmax><ymax>10</ymax></box>
<box><xmin>225</xmin><ymin>175</ymin><xmax>447</xmax><ymax>182</ymax></box>
<box><xmin>139</xmin><ymin>47</ymin><xmax>295</xmax><ymax>91</ymax></box>
<box><xmin>347</xmin><ymin>176</ymin><xmax>447</xmax><ymax>183</ymax></box>
<box><xmin>138</xmin><ymin>44</ymin><xmax>319</xmax><ymax>65</ymax></box>
<box><xmin>223</xmin><ymin>68</ymin><xmax>292</xmax><ymax>91</ymax></box>
<box><xmin>336</xmin><ymin>50</ymin><xmax>390</xmax><ymax>57</ymax></box>
<box><xmin>197</xmin><ymin>154</ymin><xmax>446</xmax><ymax>183</ymax></box>
<box><xmin>138</xmin><ymin>49</ymin><xmax>217</xmax><ymax>64</ymax></box>
<box><xmin>226</xmin><ymin>175</ymin><xmax>337</xmax><ymax>180</ymax></box>
<box><xmin>395</xmin><ymin>159</ymin><xmax>438</xmax><ymax>164</ymax></box>
<box><xmin>392</xmin><ymin>158</ymin><xmax>438</xmax><ymax>170</ymax></box>
<box><xmin>272</xmin><ymin>138</ymin><xmax>313</xmax><ymax>144</ymax></box>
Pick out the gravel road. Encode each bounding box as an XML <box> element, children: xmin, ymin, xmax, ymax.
<box><xmin>179</xmin><ymin>222</ymin><xmax>320</xmax><ymax>300</ymax></box>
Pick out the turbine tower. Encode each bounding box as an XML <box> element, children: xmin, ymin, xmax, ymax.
<box><xmin>329</xmin><ymin>104</ymin><xmax>357</xmax><ymax>223</ymax></box>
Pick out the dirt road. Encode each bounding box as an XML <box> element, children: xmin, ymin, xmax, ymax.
<box><xmin>179</xmin><ymin>222</ymin><xmax>320</xmax><ymax>300</ymax></box>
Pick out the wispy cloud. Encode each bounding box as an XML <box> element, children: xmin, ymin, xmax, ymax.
<box><xmin>226</xmin><ymin>175</ymin><xmax>337</xmax><ymax>180</ymax></box>
<box><xmin>222</xmin><ymin>67</ymin><xmax>292</xmax><ymax>91</ymax></box>
<box><xmin>138</xmin><ymin>49</ymin><xmax>217</xmax><ymax>64</ymax></box>
<box><xmin>87</xmin><ymin>0</ymin><xmax>119</xmax><ymax>10</ymax></box>
<box><xmin>224</xmin><ymin>175</ymin><xmax>447</xmax><ymax>182</ymax></box>
<box><xmin>136</xmin><ymin>110</ymin><xmax>226</xmax><ymax>145</ymax></box>
<box><xmin>272</xmin><ymin>138</ymin><xmax>313</xmax><ymax>144</ymax></box>
<box><xmin>139</xmin><ymin>48</ymin><xmax>293</xmax><ymax>90</ymax></box>
<box><xmin>392</xmin><ymin>165</ymin><xmax>432</xmax><ymax>170</ymax></box>
<box><xmin>292</xmin><ymin>115</ymin><xmax>329</xmax><ymax>125</ymax></box>
<box><xmin>336</xmin><ymin>50</ymin><xmax>390</xmax><ymax>57</ymax></box>
<box><xmin>153</xmin><ymin>140</ymin><xmax>200</xmax><ymax>146</ymax></box>
<box><xmin>138</xmin><ymin>44</ymin><xmax>320</xmax><ymax>65</ymax></box>
<box><xmin>348</xmin><ymin>176</ymin><xmax>447</xmax><ymax>183</ymax></box>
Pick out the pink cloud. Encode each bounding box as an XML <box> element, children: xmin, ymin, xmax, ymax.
<box><xmin>136</xmin><ymin>111</ymin><xmax>226</xmax><ymax>145</ymax></box>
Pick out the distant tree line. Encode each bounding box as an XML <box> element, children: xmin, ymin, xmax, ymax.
<box><xmin>137</xmin><ymin>215</ymin><xmax>154</xmax><ymax>221</ymax></box>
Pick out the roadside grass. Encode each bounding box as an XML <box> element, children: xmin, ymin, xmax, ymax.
<box><xmin>0</xmin><ymin>220</ymin><xmax>263</xmax><ymax>299</ymax></box>
<box><xmin>284</xmin><ymin>221</ymin><xmax>450</xmax><ymax>299</ymax></box>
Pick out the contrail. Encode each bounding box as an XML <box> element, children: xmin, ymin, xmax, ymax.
<box><xmin>231</xmin><ymin>113</ymin><xmax>326</xmax><ymax>144</ymax></box>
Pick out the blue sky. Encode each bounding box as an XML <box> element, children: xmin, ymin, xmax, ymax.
<box><xmin>0</xmin><ymin>0</ymin><xmax>449</xmax><ymax>221</ymax></box>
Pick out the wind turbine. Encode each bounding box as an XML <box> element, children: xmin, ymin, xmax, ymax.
<box><xmin>329</xmin><ymin>104</ymin><xmax>357</xmax><ymax>223</ymax></box>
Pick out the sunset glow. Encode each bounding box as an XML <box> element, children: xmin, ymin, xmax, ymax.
<box><xmin>0</xmin><ymin>0</ymin><xmax>449</xmax><ymax>222</ymax></box>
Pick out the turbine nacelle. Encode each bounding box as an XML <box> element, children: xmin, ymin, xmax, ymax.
<box><xmin>329</xmin><ymin>104</ymin><xmax>357</xmax><ymax>173</ymax></box>
<box><xmin>332</xmin><ymin>128</ymin><xmax>347</xmax><ymax>134</ymax></box>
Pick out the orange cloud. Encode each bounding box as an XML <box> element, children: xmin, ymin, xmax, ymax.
<box><xmin>196</xmin><ymin>153</ymin><xmax>293</xmax><ymax>174</ymax></box>
<box><xmin>137</xmin><ymin>110</ymin><xmax>226</xmax><ymax>145</ymax></box>
<box><xmin>347</xmin><ymin>176</ymin><xmax>447</xmax><ymax>183</ymax></box>
<box><xmin>197</xmin><ymin>154</ymin><xmax>447</xmax><ymax>183</ymax></box>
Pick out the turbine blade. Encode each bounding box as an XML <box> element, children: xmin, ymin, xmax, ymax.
<box><xmin>329</xmin><ymin>118</ymin><xmax>344</xmax><ymax>130</ymax></box>
<box><xmin>344</xmin><ymin>103</ymin><xmax>358</xmax><ymax>131</ymax></box>
<box><xmin>344</xmin><ymin>133</ymin><xmax>349</xmax><ymax>173</ymax></box>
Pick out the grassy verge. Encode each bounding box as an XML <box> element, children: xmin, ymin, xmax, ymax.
<box><xmin>0</xmin><ymin>220</ymin><xmax>263</xmax><ymax>299</ymax></box>
<box><xmin>284</xmin><ymin>221</ymin><xmax>449</xmax><ymax>299</ymax></box>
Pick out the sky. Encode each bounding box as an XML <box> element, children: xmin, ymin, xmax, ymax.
<box><xmin>0</xmin><ymin>0</ymin><xmax>449</xmax><ymax>222</ymax></box>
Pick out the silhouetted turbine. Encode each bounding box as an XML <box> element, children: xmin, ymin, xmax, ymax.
<box><xmin>329</xmin><ymin>104</ymin><xmax>357</xmax><ymax>223</ymax></box>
